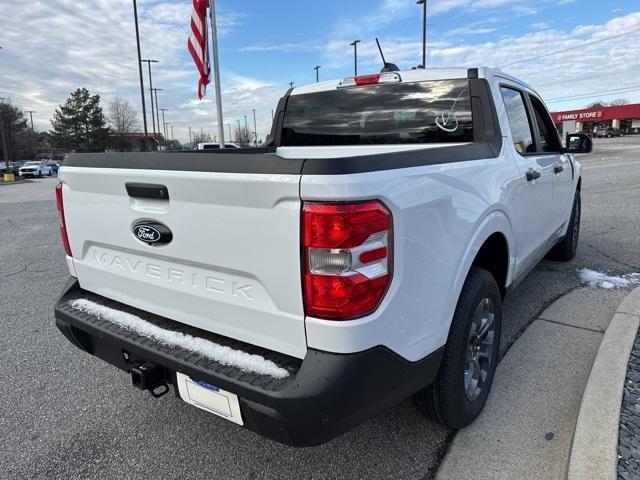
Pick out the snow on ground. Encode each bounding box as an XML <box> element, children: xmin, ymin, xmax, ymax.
<box><xmin>69</xmin><ymin>299</ymin><xmax>290</xmax><ymax>379</ymax></box>
<box><xmin>579</xmin><ymin>268</ymin><xmax>640</xmax><ymax>289</ymax></box>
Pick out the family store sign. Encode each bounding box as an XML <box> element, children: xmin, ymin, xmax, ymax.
<box><xmin>552</xmin><ymin>104</ymin><xmax>640</xmax><ymax>123</ymax></box>
<box><xmin>556</xmin><ymin>110</ymin><xmax>603</xmax><ymax>122</ymax></box>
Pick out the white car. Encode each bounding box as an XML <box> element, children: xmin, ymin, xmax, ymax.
<box><xmin>19</xmin><ymin>160</ymin><xmax>53</xmax><ymax>178</ymax></box>
<box><xmin>54</xmin><ymin>67</ymin><xmax>591</xmax><ymax>446</ymax></box>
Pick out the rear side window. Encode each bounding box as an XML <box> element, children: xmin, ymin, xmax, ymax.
<box><xmin>281</xmin><ymin>79</ymin><xmax>473</xmax><ymax>146</ymax></box>
<box><xmin>500</xmin><ymin>87</ymin><xmax>534</xmax><ymax>155</ymax></box>
<box><xmin>529</xmin><ymin>95</ymin><xmax>562</xmax><ymax>153</ymax></box>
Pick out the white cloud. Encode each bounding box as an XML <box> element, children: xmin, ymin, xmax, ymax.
<box><xmin>430</xmin><ymin>0</ymin><xmax>574</xmax><ymax>15</ymax></box>
<box><xmin>449</xmin><ymin>26</ymin><xmax>497</xmax><ymax>35</ymax></box>
<box><xmin>0</xmin><ymin>0</ymin><xmax>639</xmax><ymax>144</ymax></box>
<box><xmin>531</xmin><ymin>22</ymin><xmax>550</xmax><ymax>30</ymax></box>
<box><xmin>238</xmin><ymin>42</ymin><xmax>324</xmax><ymax>53</ymax></box>
<box><xmin>0</xmin><ymin>0</ymin><xmax>276</xmax><ymax>142</ymax></box>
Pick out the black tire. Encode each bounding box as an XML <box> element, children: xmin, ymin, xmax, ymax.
<box><xmin>547</xmin><ymin>189</ymin><xmax>581</xmax><ymax>261</ymax></box>
<box><xmin>413</xmin><ymin>267</ymin><xmax>502</xmax><ymax>429</ymax></box>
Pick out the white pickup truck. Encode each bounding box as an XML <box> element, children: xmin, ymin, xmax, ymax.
<box><xmin>54</xmin><ymin>67</ymin><xmax>592</xmax><ymax>446</ymax></box>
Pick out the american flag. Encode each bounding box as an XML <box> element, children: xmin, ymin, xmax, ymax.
<box><xmin>188</xmin><ymin>0</ymin><xmax>210</xmax><ymax>99</ymax></box>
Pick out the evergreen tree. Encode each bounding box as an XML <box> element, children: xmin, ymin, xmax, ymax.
<box><xmin>0</xmin><ymin>100</ymin><xmax>29</xmax><ymax>164</ymax></box>
<box><xmin>50</xmin><ymin>88</ymin><xmax>110</xmax><ymax>152</ymax></box>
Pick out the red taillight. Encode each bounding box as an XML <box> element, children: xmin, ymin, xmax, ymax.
<box><xmin>302</xmin><ymin>201</ymin><xmax>393</xmax><ymax>320</ymax></box>
<box><xmin>354</xmin><ymin>74</ymin><xmax>381</xmax><ymax>86</ymax></box>
<box><xmin>55</xmin><ymin>183</ymin><xmax>72</xmax><ymax>257</ymax></box>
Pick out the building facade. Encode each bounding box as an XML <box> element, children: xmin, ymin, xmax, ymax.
<box><xmin>551</xmin><ymin>103</ymin><xmax>640</xmax><ymax>136</ymax></box>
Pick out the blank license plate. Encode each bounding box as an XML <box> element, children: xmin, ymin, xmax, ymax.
<box><xmin>176</xmin><ymin>372</ymin><xmax>243</xmax><ymax>425</ymax></box>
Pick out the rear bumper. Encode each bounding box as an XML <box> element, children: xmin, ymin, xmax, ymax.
<box><xmin>54</xmin><ymin>278</ymin><xmax>443</xmax><ymax>446</ymax></box>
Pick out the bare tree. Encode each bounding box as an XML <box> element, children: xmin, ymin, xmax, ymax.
<box><xmin>107</xmin><ymin>96</ymin><xmax>140</xmax><ymax>151</ymax></box>
<box><xmin>586</xmin><ymin>100</ymin><xmax>608</xmax><ymax>108</ymax></box>
<box><xmin>610</xmin><ymin>98</ymin><xmax>629</xmax><ymax>106</ymax></box>
<box><xmin>234</xmin><ymin>127</ymin><xmax>254</xmax><ymax>148</ymax></box>
<box><xmin>192</xmin><ymin>132</ymin><xmax>212</xmax><ymax>145</ymax></box>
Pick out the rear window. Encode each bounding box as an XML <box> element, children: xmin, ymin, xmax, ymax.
<box><xmin>281</xmin><ymin>79</ymin><xmax>473</xmax><ymax>146</ymax></box>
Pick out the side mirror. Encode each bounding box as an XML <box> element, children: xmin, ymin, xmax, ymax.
<box><xmin>564</xmin><ymin>133</ymin><xmax>593</xmax><ymax>154</ymax></box>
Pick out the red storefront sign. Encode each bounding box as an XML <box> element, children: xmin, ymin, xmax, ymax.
<box><xmin>551</xmin><ymin>104</ymin><xmax>640</xmax><ymax>124</ymax></box>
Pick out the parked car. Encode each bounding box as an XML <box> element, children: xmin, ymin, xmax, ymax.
<box><xmin>0</xmin><ymin>162</ymin><xmax>21</xmax><ymax>175</ymax></box>
<box><xmin>54</xmin><ymin>67</ymin><xmax>590</xmax><ymax>446</ymax></box>
<box><xmin>47</xmin><ymin>160</ymin><xmax>60</xmax><ymax>174</ymax></box>
<box><xmin>596</xmin><ymin>127</ymin><xmax>622</xmax><ymax>138</ymax></box>
<box><xmin>19</xmin><ymin>160</ymin><xmax>53</xmax><ymax>178</ymax></box>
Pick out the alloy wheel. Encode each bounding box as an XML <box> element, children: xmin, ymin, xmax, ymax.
<box><xmin>464</xmin><ymin>297</ymin><xmax>496</xmax><ymax>402</ymax></box>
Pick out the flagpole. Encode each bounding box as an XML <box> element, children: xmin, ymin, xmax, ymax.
<box><xmin>209</xmin><ymin>0</ymin><xmax>225</xmax><ymax>148</ymax></box>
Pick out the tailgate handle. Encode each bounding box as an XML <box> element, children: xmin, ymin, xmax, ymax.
<box><xmin>125</xmin><ymin>183</ymin><xmax>169</xmax><ymax>200</ymax></box>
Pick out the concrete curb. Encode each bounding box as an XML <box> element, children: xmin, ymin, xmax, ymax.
<box><xmin>567</xmin><ymin>286</ymin><xmax>640</xmax><ymax>480</ymax></box>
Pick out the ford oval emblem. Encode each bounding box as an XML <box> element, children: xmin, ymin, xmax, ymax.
<box><xmin>132</xmin><ymin>221</ymin><xmax>173</xmax><ymax>246</ymax></box>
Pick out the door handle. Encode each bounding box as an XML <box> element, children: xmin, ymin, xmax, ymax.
<box><xmin>526</xmin><ymin>170</ymin><xmax>541</xmax><ymax>182</ymax></box>
<box><xmin>554</xmin><ymin>165</ymin><xmax>564</xmax><ymax>174</ymax></box>
<box><xmin>125</xmin><ymin>182</ymin><xmax>169</xmax><ymax>200</ymax></box>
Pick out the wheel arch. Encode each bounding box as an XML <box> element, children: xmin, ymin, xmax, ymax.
<box><xmin>452</xmin><ymin>210</ymin><xmax>515</xmax><ymax>304</ymax></box>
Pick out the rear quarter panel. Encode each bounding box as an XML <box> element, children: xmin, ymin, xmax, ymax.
<box><xmin>302</xmin><ymin>154</ymin><xmax>521</xmax><ymax>362</ymax></box>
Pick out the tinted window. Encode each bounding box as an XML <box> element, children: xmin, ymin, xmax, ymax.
<box><xmin>501</xmin><ymin>87</ymin><xmax>534</xmax><ymax>155</ymax></box>
<box><xmin>529</xmin><ymin>95</ymin><xmax>561</xmax><ymax>153</ymax></box>
<box><xmin>282</xmin><ymin>79</ymin><xmax>473</xmax><ymax>146</ymax></box>
<box><xmin>202</xmin><ymin>144</ymin><xmax>220</xmax><ymax>150</ymax></box>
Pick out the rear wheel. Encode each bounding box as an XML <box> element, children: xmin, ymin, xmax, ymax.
<box><xmin>414</xmin><ymin>267</ymin><xmax>502</xmax><ymax>429</ymax></box>
<box><xmin>547</xmin><ymin>189</ymin><xmax>580</xmax><ymax>261</ymax></box>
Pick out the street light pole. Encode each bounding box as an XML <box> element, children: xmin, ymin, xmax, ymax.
<box><xmin>159</xmin><ymin>108</ymin><xmax>168</xmax><ymax>140</ymax></box>
<box><xmin>171</xmin><ymin>125</ymin><xmax>174</xmax><ymax>141</ymax></box>
<box><xmin>225</xmin><ymin>123</ymin><xmax>232</xmax><ymax>141</ymax></box>
<box><xmin>152</xmin><ymin>88</ymin><xmax>162</xmax><ymax>141</ymax></box>
<box><xmin>25</xmin><ymin>110</ymin><xmax>36</xmax><ymax>156</ymax></box>
<box><xmin>236</xmin><ymin>119</ymin><xmax>241</xmax><ymax>137</ymax></box>
<box><xmin>132</xmin><ymin>0</ymin><xmax>149</xmax><ymax>151</ymax></box>
<box><xmin>417</xmin><ymin>0</ymin><xmax>427</xmax><ymax>68</ymax></box>
<box><xmin>141</xmin><ymin>59</ymin><xmax>158</xmax><ymax>135</ymax></box>
<box><xmin>209</xmin><ymin>0</ymin><xmax>225</xmax><ymax>148</ymax></box>
<box><xmin>314</xmin><ymin>65</ymin><xmax>321</xmax><ymax>83</ymax></box>
<box><xmin>0</xmin><ymin>98</ymin><xmax>9</xmax><ymax>170</ymax></box>
<box><xmin>252</xmin><ymin>109</ymin><xmax>257</xmax><ymax>146</ymax></box>
<box><xmin>26</xmin><ymin>110</ymin><xmax>36</xmax><ymax>131</ymax></box>
<box><xmin>350</xmin><ymin>40</ymin><xmax>361</xmax><ymax>76</ymax></box>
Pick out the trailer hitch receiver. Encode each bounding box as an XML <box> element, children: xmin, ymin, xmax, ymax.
<box><xmin>131</xmin><ymin>362</ymin><xmax>169</xmax><ymax>398</ymax></box>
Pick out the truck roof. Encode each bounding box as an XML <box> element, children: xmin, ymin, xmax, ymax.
<box><xmin>291</xmin><ymin>67</ymin><xmax>534</xmax><ymax>96</ymax></box>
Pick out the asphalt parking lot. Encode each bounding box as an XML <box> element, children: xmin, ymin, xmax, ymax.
<box><xmin>1</xmin><ymin>137</ymin><xmax>639</xmax><ymax>480</ymax></box>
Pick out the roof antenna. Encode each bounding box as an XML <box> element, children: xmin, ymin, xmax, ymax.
<box><xmin>375</xmin><ymin>38</ymin><xmax>400</xmax><ymax>73</ymax></box>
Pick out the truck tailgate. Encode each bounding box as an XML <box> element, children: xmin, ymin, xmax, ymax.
<box><xmin>59</xmin><ymin>154</ymin><xmax>306</xmax><ymax>359</ymax></box>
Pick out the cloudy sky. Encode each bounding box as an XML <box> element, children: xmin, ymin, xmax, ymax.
<box><xmin>1</xmin><ymin>0</ymin><xmax>639</xmax><ymax>143</ymax></box>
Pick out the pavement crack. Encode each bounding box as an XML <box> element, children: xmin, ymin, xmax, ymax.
<box><xmin>538</xmin><ymin>317</ymin><xmax>605</xmax><ymax>334</ymax></box>
<box><xmin>6</xmin><ymin>218</ymin><xmax>25</xmax><ymax>232</ymax></box>
<box><xmin>1</xmin><ymin>266</ymin><xmax>27</xmax><ymax>278</ymax></box>
<box><xmin>585</xmin><ymin>242</ymin><xmax>640</xmax><ymax>270</ymax></box>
